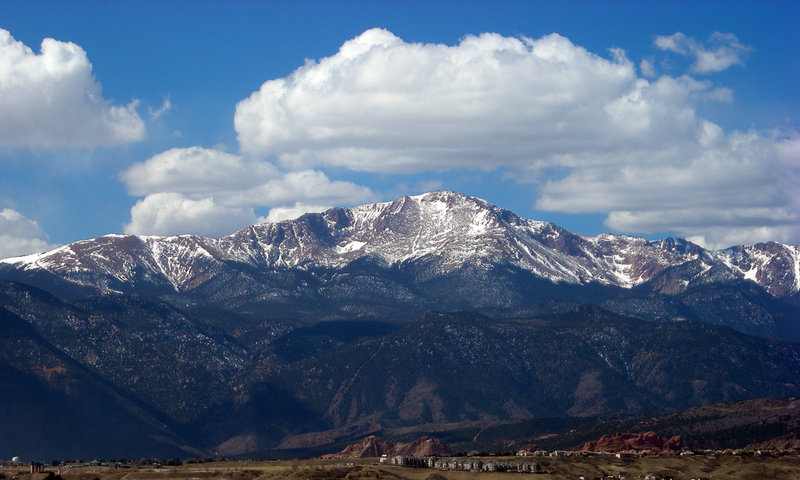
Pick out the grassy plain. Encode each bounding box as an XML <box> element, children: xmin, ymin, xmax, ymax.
<box><xmin>4</xmin><ymin>456</ymin><xmax>800</xmax><ymax>480</ymax></box>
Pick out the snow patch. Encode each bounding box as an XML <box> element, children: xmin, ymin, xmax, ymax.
<box><xmin>743</xmin><ymin>265</ymin><xmax>759</xmax><ymax>282</ymax></box>
<box><xmin>607</xmin><ymin>254</ymin><xmax>634</xmax><ymax>287</ymax></box>
<box><xmin>337</xmin><ymin>241</ymin><xmax>366</xmax><ymax>254</ymax></box>
<box><xmin>0</xmin><ymin>251</ymin><xmax>44</xmax><ymax>265</ymax></box>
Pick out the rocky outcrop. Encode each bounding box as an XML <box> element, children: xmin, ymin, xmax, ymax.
<box><xmin>321</xmin><ymin>435</ymin><xmax>451</xmax><ymax>458</ymax></box>
<box><xmin>581</xmin><ymin>432</ymin><xmax>683</xmax><ymax>453</ymax></box>
<box><xmin>395</xmin><ymin>436</ymin><xmax>451</xmax><ymax>456</ymax></box>
<box><xmin>663</xmin><ymin>434</ymin><xmax>684</xmax><ymax>451</ymax></box>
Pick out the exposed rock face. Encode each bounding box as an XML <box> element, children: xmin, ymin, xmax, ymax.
<box><xmin>321</xmin><ymin>435</ymin><xmax>451</xmax><ymax>458</ymax></box>
<box><xmin>581</xmin><ymin>432</ymin><xmax>683</xmax><ymax>452</ymax></box>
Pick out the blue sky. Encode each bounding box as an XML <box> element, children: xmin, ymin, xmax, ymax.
<box><xmin>0</xmin><ymin>1</ymin><xmax>798</xmax><ymax>258</ymax></box>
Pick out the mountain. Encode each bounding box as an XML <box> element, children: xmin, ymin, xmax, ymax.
<box><xmin>1</xmin><ymin>191</ymin><xmax>800</xmax><ymax>460</ymax></box>
<box><xmin>3</xmin><ymin>191</ymin><xmax>798</xmax><ymax>297</ymax></box>
<box><xmin>1</xmin><ymin>191</ymin><xmax>798</xmax><ymax>336</ymax></box>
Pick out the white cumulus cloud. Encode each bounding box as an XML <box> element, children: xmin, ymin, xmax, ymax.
<box><xmin>0</xmin><ymin>208</ymin><xmax>58</xmax><ymax>258</ymax></box>
<box><xmin>123</xmin><ymin>193</ymin><xmax>258</xmax><ymax>238</ymax></box>
<box><xmin>121</xmin><ymin>146</ymin><xmax>375</xmax><ymax>236</ymax></box>
<box><xmin>121</xmin><ymin>146</ymin><xmax>278</xmax><ymax>196</ymax></box>
<box><xmin>0</xmin><ymin>28</ymin><xmax>144</xmax><ymax>148</ymax></box>
<box><xmin>235</xmin><ymin>29</ymin><xmax>643</xmax><ymax>173</ymax></box>
<box><xmin>232</xmin><ymin>28</ymin><xmax>798</xmax><ymax>248</ymax></box>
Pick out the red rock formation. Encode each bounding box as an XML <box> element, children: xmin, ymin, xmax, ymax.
<box><xmin>321</xmin><ymin>435</ymin><xmax>451</xmax><ymax>458</ymax></box>
<box><xmin>663</xmin><ymin>435</ymin><xmax>683</xmax><ymax>451</ymax></box>
<box><xmin>581</xmin><ymin>432</ymin><xmax>683</xmax><ymax>453</ymax></box>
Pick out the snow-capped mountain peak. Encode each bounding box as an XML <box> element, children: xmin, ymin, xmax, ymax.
<box><xmin>1</xmin><ymin>191</ymin><xmax>797</xmax><ymax>298</ymax></box>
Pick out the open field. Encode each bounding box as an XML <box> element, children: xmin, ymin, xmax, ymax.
<box><xmin>4</xmin><ymin>456</ymin><xmax>800</xmax><ymax>480</ymax></box>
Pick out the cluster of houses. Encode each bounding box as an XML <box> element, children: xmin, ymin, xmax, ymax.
<box><xmin>517</xmin><ymin>449</ymin><xmax>663</xmax><ymax>459</ymax></box>
<box><xmin>517</xmin><ymin>448</ymin><xmax>787</xmax><ymax>458</ymax></box>
<box><xmin>384</xmin><ymin>455</ymin><xmax>540</xmax><ymax>473</ymax></box>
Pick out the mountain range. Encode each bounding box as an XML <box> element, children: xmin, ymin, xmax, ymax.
<box><xmin>1</xmin><ymin>191</ymin><xmax>798</xmax><ymax>460</ymax></box>
<box><xmin>3</xmin><ymin>191</ymin><xmax>799</xmax><ymax>300</ymax></box>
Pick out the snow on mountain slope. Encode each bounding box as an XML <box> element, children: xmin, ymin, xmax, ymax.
<box><xmin>716</xmin><ymin>242</ymin><xmax>800</xmax><ymax>298</ymax></box>
<box><xmin>1</xmin><ymin>191</ymin><xmax>797</xmax><ymax>298</ymax></box>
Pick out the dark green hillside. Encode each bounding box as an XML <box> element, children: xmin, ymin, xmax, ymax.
<box><xmin>0</xmin><ymin>306</ymin><xmax>193</xmax><ymax>461</ymax></box>
<box><xmin>270</xmin><ymin>319</ymin><xmax>400</xmax><ymax>362</ymax></box>
<box><xmin>261</xmin><ymin>308</ymin><xmax>800</xmax><ymax>444</ymax></box>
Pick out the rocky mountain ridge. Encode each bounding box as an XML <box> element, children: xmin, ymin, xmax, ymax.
<box><xmin>2</xmin><ymin>191</ymin><xmax>798</xmax><ymax>301</ymax></box>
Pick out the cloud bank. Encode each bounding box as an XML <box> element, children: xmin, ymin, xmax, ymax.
<box><xmin>232</xmin><ymin>28</ymin><xmax>798</xmax><ymax>248</ymax></box>
<box><xmin>0</xmin><ymin>28</ymin><xmax>144</xmax><ymax>148</ymax></box>
<box><xmin>121</xmin><ymin>147</ymin><xmax>375</xmax><ymax>237</ymax></box>
<box><xmin>0</xmin><ymin>209</ymin><xmax>58</xmax><ymax>258</ymax></box>
<box><xmin>236</xmin><ymin>29</ymin><xmax>646</xmax><ymax>173</ymax></box>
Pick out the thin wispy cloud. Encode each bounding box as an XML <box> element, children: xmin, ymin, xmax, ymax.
<box><xmin>148</xmin><ymin>96</ymin><xmax>172</xmax><ymax>120</ymax></box>
<box><xmin>655</xmin><ymin>31</ymin><xmax>753</xmax><ymax>74</ymax></box>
